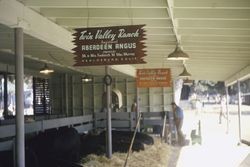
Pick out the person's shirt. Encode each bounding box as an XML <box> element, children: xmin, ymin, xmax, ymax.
<box><xmin>175</xmin><ymin>106</ymin><xmax>184</xmax><ymax>119</ymax></box>
<box><xmin>131</xmin><ymin>102</ymin><xmax>137</xmax><ymax>112</ymax></box>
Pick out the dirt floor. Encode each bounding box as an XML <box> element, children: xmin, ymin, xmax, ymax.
<box><xmin>81</xmin><ymin>137</ymin><xmax>172</xmax><ymax>167</ymax></box>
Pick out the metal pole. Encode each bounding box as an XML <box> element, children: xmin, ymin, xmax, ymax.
<box><xmin>136</xmin><ymin>88</ymin><xmax>140</xmax><ymax>132</ymax></box>
<box><xmin>3</xmin><ymin>73</ymin><xmax>8</xmax><ymax>118</ymax></box>
<box><xmin>15</xmin><ymin>28</ymin><xmax>25</xmax><ymax>167</ymax></box>
<box><xmin>225</xmin><ymin>86</ymin><xmax>230</xmax><ymax>134</ymax></box>
<box><xmin>65</xmin><ymin>73</ymin><xmax>69</xmax><ymax>117</ymax></box>
<box><xmin>105</xmin><ymin>66</ymin><xmax>112</xmax><ymax>158</ymax></box>
<box><xmin>71</xmin><ymin>76</ymin><xmax>74</xmax><ymax>116</ymax></box>
<box><xmin>81</xmin><ymin>76</ymin><xmax>84</xmax><ymax>116</ymax></box>
<box><xmin>237</xmin><ymin>80</ymin><xmax>242</xmax><ymax>143</ymax></box>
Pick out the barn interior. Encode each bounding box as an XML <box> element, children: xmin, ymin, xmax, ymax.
<box><xmin>0</xmin><ymin>0</ymin><xmax>250</xmax><ymax>167</ymax></box>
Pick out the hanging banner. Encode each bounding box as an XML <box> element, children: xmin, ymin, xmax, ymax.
<box><xmin>136</xmin><ymin>68</ymin><xmax>172</xmax><ymax>88</ymax></box>
<box><xmin>72</xmin><ymin>25</ymin><xmax>147</xmax><ymax>66</ymax></box>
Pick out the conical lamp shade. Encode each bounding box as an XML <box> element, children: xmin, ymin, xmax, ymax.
<box><xmin>82</xmin><ymin>75</ymin><xmax>92</xmax><ymax>82</ymax></box>
<box><xmin>179</xmin><ymin>66</ymin><xmax>191</xmax><ymax>78</ymax></box>
<box><xmin>167</xmin><ymin>46</ymin><xmax>189</xmax><ymax>60</ymax></box>
<box><xmin>39</xmin><ymin>64</ymin><xmax>54</xmax><ymax>74</ymax></box>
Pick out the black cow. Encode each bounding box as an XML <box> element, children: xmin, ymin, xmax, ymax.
<box><xmin>0</xmin><ymin>148</ymin><xmax>39</xmax><ymax>167</ymax></box>
<box><xmin>80</xmin><ymin>130</ymin><xmax>153</xmax><ymax>156</ymax></box>
<box><xmin>28</xmin><ymin>127</ymin><xmax>81</xmax><ymax>167</ymax></box>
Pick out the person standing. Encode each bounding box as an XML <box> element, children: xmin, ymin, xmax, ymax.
<box><xmin>219</xmin><ymin>95</ymin><xmax>227</xmax><ymax>124</ymax></box>
<box><xmin>171</xmin><ymin>102</ymin><xmax>185</xmax><ymax>145</ymax></box>
<box><xmin>131</xmin><ymin>98</ymin><xmax>137</xmax><ymax>113</ymax></box>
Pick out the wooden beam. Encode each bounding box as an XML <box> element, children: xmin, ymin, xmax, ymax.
<box><xmin>56</xmin><ymin>18</ymin><xmax>172</xmax><ymax>28</ymax></box>
<box><xmin>0</xmin><ymin>0</ymin><xmax>73</xmax><ymax>52</ymax></box>
<box><xmin>182</xmin><ymin>35</ymin><xmax>250</xmax><ymax>43</ymax></box>
<box><xmin>178</xmin><ymin>28</ymin><xmax>250</xmax><ymax>36</ymax></box>
<box><xmin>41</xmin><ymin>8</ymin><xmax>169</xmax><ymax>19</ymax></box>
<box><xmin>0</xmin><ymin>0</ymin><xmax>139</xmax><ymax>77</ymax></box>
<box><xmin>225</xmin><ymin>65</ymin><xmax>250</xmax><ymax>86</ymax></box>
<box><xmin>182</xmin><ymin>41</ymin><xmax>250</xmax><ymax>48</ymax></box>
<box><xmin>174</xmin><ymin>9</ymin><xmax>250</xmax><ymax>19</ymax></box>
<box><xmin>110</xmin><ymin>65</ymin><xmax>136</xmax><ymax>77</ymax></box>
<box><xmin>174</xmin><ymin>0</ymin><xmax>250</xmax><ymax>8</ymax></box>
<box><xmin>23</xmin><ymin>0</ymin><xmax>168</xmax><ymax>8</ymax></box>
<box><xmin>178</xmin><ymin>20</ymin><xmax>250</xmax><ymax>29</ymax></box>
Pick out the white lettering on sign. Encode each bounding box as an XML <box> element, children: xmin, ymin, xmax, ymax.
<box><xmin>79</xmin><ymin>28</ymin><xmax>140</xmax><ymax>41</ymax></box>
<box><xmin>95</xmin><ymin>29</ymin><xmax>116</xmax><ymax>41</ymax></box>
<box><xmin>73</xmin><ymin>25</ymin><xmax>147</xmax><ymax>66</ymax></box>
<box><xmin>118</xmin><ymin>29</ymin><xmax>139</xmax><ymax>38</ymax></box>
<box><xmin>79</xmin><ymin>31</ymin><xmax>93</xmax><ymax>40</ymax></box>
<box><xmin>115</xmin><ymin>43</ymin><xmax>136</xmax><ymax>49</ymax></box>
<box><xmin>82</xmin><ymin>44</ymin><xmax>113</xmax><ymax>51</ymax></box>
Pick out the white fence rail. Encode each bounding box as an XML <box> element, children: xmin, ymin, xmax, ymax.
<box><xmin>0</xmin><ymin>115</ymin><xmax>93</xmax><ymax>139</ymax></box>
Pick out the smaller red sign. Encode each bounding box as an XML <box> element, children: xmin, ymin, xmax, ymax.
<box><xmin>136</xmin><ymin>69</ymin><xmax>172</xmax><ymax>88</ymax></box>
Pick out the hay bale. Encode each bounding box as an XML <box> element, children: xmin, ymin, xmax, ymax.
<box><xmin>81</xmin><ymin>138</ymin><xmax>171</xmax><ymax>167</ymax></box>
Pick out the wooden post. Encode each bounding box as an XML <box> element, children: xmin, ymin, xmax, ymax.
<box><xmin>225</xmin><ymin>86</ymin><xmax>230</xmax><ymax>134</ymax></box>
<box><xmin>129</xmin><ymin>112</ymin><xmax>133</xmax><ymax>131</ymax></box>
<box><xmin>136</xmin><ymin>88</ymin><xmax>140</xmax><ymax>132</ymax></box>
<box><xmin>71</xmin><ymin>76</ymin><xmax>75</xmax><ymax>116</ymax></box>
<box><xmin>65</xmin><ymin>74</ymin><xmax>69</xmax><ymax>117</ymax></box>
<box><xmin>161</xmin><ymin>113</ymin><xmax>167</xmax><ymax>142</ymax></box>
<box><xmin>3</xmin><ymin>73</ymin><xmax>8</xmax><ymax>118</ymax></box>
<box><xmin>237</xmin><ymin>80</ymin><xmax>242</xmax><ymax>144</ymax></box>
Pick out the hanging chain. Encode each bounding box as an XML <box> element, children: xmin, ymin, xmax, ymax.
<box><xmin>87</xmin><ymin>0</ymin><xmax>90</xmax><ymax>28</ymax></box>
<box><xmin>129</xmin><ymin>0</ymin><xmax>134</xmax><ymax>25</ymax></box>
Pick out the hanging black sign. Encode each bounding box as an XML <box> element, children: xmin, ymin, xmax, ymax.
<box><xmin>72</xmin><ymin>25</ymin><xmax>147</xmax><ymax>66</ymax></box>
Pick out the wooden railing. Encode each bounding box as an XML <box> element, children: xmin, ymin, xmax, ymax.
<box><xmin>0</xmin><ymin>111</ymin><xmax>170</xmax><ymax>151</ymax></box>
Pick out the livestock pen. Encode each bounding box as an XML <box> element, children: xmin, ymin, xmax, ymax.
<box><xmin>0</xmin><ymin>111</ymin><xmax>173</xmax><ymax>166</ymax></box>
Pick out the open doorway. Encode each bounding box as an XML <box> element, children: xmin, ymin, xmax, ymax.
<box><xmin>169</xmin><ymin>80</ymin><xmax>250</xmax><ymax>167</ymax></box>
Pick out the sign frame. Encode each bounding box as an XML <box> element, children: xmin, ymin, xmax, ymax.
<box><xmin>72</xmin><ymin>25</ymin><xmax>147</xmax><ymax>66</ymax></box>
<box><xmin>136</xmin><ymin>68</ymin><xmax>172</xmax><ymax>88</ymax></box>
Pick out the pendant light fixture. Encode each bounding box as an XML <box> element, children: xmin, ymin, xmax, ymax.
<box><xmin>167</xmin><ymin>45</ymin><xmax>189</xmax><ymax>60</ymax></box>
<box><xmin>82</xmin><ymin>74</ymin><xmax>92</xmax><ymax>83</ymax></box>
<box><xmin>179</xmin><ymin>62</ymin><xmax>191</xmax><ymax>78</ymax></box>
<box><xmin>39</xmin><ymin>64</ymin><xmax>54</xmax><ymax>74</ymax></box>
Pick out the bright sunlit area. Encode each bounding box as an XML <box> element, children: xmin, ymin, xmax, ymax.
<box><xmin>0</xmin><ymin>74</ymin><xmax>34</xmax><ymax>120</ymax></box>
<box><xmin>172</xmin><ymin>80</ymin><xmax>250</xmax><ymax>167</ymax></box>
